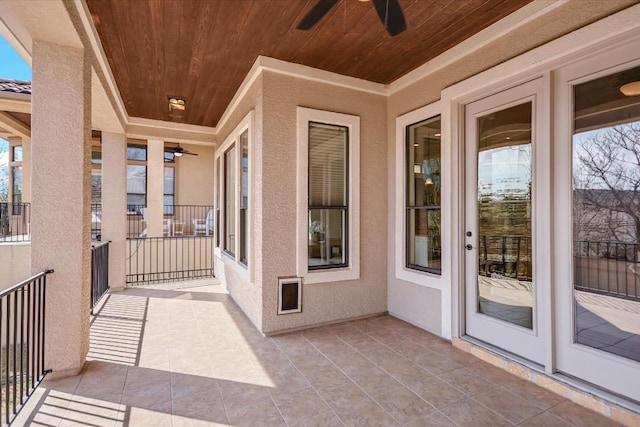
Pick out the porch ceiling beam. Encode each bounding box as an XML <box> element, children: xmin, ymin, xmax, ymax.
<box><xmin>0</xmin><ymin>111</ymin><xmax>30</xmax><ymax>139</ymax></box>
<box><xmin>0</xmin><ymin>93</ymin><xmax>30</xmax><ymax>114</ymax></box>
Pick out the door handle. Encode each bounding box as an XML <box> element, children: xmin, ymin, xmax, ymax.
<box><xmin>465</xmin><ymin>244</ymin><xmax>473</xmax><ymax>250</ymax></box>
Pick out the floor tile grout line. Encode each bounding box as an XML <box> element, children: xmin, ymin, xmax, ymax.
<box><xmin>337</xmin><ymin>325</ymin><xmax>466</xmax><ymax>427</ymax></box>
<box><xmin>304</xmin><ymin>325</ymin><xmax>440</xmax><ymax>426</ymax></box>
<box><xmin>270</xmin><ymin>333</ymin><xmax>347</xmax><ymax>427</ymax></box>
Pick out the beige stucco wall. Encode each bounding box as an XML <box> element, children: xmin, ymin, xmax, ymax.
<box><xmin>214</xmin><ymin>74</ymin><xmax>264</xmax><ymax>331</ymax></box>
<box><xmin>0</xmin><ymin>243</ymin><xmax>30</xmax><ymax>290</ymax></box>
<box><xmin>386</xmin><ymin>0</ymin><xmax>637</xmax><ymax>335</ymax></box>
<box><xmin>176</xmin><ymin>143</ymin><xmax>214</xmax><ymax>206</ymax></box>
<box><xmin>260</xmin><ymin>70</ymin><xmax>388</xmax><ymax>334</ymax></box>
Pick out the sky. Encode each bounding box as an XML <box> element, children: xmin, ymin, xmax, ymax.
<box><xmin>0</xmin><ymin>34</ymin><xmax>31</xmax><ymax>81</ymax></box>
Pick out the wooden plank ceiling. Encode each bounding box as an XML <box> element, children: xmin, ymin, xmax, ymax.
<box><xmin>86</xmin><ymin>0</ymin><xmax>532</xmax><ymax>127</ymax></box>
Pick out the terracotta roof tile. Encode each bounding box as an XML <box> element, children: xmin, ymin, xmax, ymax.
<box><xmin>0</xmin><ymin>78</ymin><xmax>31</xmax><ymax>95</ymax></box>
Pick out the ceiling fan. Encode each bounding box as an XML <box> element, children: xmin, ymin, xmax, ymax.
<box><xmin>168</xmin><ymin>145</ymin><xmax>198</xmax><ymax>157</ymax></box>
<box><xmin>297</xmin><ymin>0</ymin><xmax>407</xmax><ymax>36</ymax></box>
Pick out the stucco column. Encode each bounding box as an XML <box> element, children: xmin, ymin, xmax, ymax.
<box><xmin>101</xmin><ymin>132</ymin><xmax>126</xmax><ymax>290</ymax></box>
<box><xmin>146</xmin><ymin>139</ymin><xmax>164</xmax><ymax>237</ymax></box>
<box><xmin>30</xmin><ymin>40</ymin><xmax>91</xmax><ymax>376</ymax></box>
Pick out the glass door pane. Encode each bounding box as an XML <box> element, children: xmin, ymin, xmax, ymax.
<box><xmin>573</xmin><ymin>65</ymin><xmax>640</xmax><ymax>363</ymax></box>
<box><xmin>476</xmin><ymin>102</ymin><xmax>533</xmax><ymax>329</ymax></box>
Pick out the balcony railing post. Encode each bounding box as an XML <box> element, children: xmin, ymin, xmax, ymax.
<box><xmin>91</xmin><ymin>242</ymin><xmax>110</xmax><ymax>313</ymax></box>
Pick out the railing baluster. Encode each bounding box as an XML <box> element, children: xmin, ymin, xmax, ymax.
<box><xmin>25</xmin><ymin>283</ymin><xmax>30</xmax><ymax>395</ymax></box>
<box><xmin>6</xmin><ymin>293</ymin><xmax>11</xmax><ymax>425</ymax></box>
<box><xmin>12</xmin><ymin>289</ymin><xmax>18</xmax><ymax>414</ymax></box>
<box><xmin>19</xmin><ymin>288</ymin><xmax>24</xmax><ymax>405</ymax></box>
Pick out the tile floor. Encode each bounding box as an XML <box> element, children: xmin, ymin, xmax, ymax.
<box><xmin>14</xmin><ymin>279</ymin><xmax>624</xmax><ymax>426</ymax></box>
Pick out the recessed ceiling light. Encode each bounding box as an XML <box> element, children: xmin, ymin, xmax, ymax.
<box><xmin>620</xmin><ymin>81</ymin><xmax>640</xmax><ymax>96</ymax></box>
<box><xmin>168</xmin><ymin>96</ymin><xmax>186</xmax><ymax>115</ymax></box>
<box><xmin>414</xmin><ymin>143</ymin><xmax>419</xmax><ymax>147</ymax></box>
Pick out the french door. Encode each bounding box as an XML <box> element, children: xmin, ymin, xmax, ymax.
<box><xmin>464</xmin><ymin>78</ymin><xmax>547</xmax><ymax>365</ymax></box>
<box><xmin>554</xmin><ymin>46</ymin><xmax>640</xmax><ymax>402</ymax></box>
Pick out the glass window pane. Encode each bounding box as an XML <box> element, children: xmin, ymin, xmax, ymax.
<box><xmin>406</xmin><ymin>115</ymin><xmax>442</xmax><ymax>274</ymax></box>
<box><xmin>225</xmin><ymin>146</ymin><xmax>236</xmax><ymax>255</ymax></box>
<box><xmin>127</xmin><ymin>144</ymin><xmax>147</xmax><ymax>161</ymax></box>
<box><xmin>127</xmin><ymin>165</ymin><xmax>146</xmax><ymax>195</ymax></box>
<box><xmin>164</xmin><ymin>167</ymin><xmax>174</xmax><ymax>195</ymax></box>
<box><xmin>12</xmin><ymin>145</ymin><xmax>22</xmax><ymax>162</ymax></box>
<box><xmin>163</xmin><ymin>196</ymin><xmax>175</xmax><ymax>215</ymax></box>
<box><xmin>573</xmin><ymin>65</ymin><xmax>640</xmax><ymax>362</ymax></box>
<box><xmin>216</xmin><ymin>157</ymin><xmax>221</xmax><ymax>247</ymax></box>
<box><xmin>240</xmin><ymin>130</ymin><xmax>249</xmax><ymax>265</ymax></box>
<box><xmin>407</xmin><ymin>117</ymin><xmax>441</xmax><ymax>207</ymax></box>
<box><xmin>407</xmin><ymin>208</ymin><xmax>441</xmax><ymax>271</ymax></box>
<box><xmin>91</xmin><ymin>149</ymin><xmax>102</xmax><ymax>164</ymax></box>
<box><xmin>309</xmin><ymin>122</ymin><xmax>347</xmax><ymax>207</ymax></box>
<box><xmin>12</xmin><ymin>165</ymin><xmax>22</xmax><ymax>212</ymax></box>
<box><xmin>12</xmin><ymin>166</ymin><xmax>22</xmax><ymax>196</ymax></box>
<box><xmin>308</xmin><ymin>208</ymin><xmax>346</xmax><ymax>268</ymax></box>
<box><xmin>164</xmin><ymin>150</ymin><xmax>175</xmax><ymax>163</ymax></box>
<box><xmin>240</xmin><ymin>130</ymin><xmax>249</xmax><ymax>209</ymax></box>
<box><xmin>127</xmin><ymin>194</ymin><xmax>146</xmax><ymax>207</ymax></box>
<box><xmin>91</xmin><ymin>170</ymin><xmax>102</xmax><ymax>205</ymax></box>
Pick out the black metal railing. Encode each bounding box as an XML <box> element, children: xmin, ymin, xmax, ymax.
<box><xmin>478</xmin><ymin>234</ymin><xmax>532</xmax><ymax>281</ymax></box>
<box><xmin>574</xmin><ymin>240</ymin><xmax>640</xmax><ymax>301</ymax></box>
<box><xmin>0</xmin><ymin>203</ymin><xmax>30</xmax><ymax>243</ymax></box>
<box><xmin>126</xmin><ymin>205</ymin><xmax>214</xmax><ymax>238</ymax></box>
<box><xmin>126</xmin><ymin>236</ymin><xmax>214</xmax><ymax>285</ymax></box>
<box><xmin>0</xmin><ymin>269</ymin><xmax>52</xmax><ymax>426</ymax></box>
<box><xmin>91</xmin><ymin>241</ymin><xmax>110</xmax><ymax>314</ymax></box>
<box><xmin>91</xmin><ymin>204</ymin><xmax>101</xmax><ymax>242</ymax></box>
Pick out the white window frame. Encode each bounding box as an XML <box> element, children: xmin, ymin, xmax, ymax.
<box><xmin>395</xmin><ymin>101</ymin><xmax>446</xmax><ymax>290</ymax></box>
<box><xmin>215</xmin><ymin>110</ymin><xmax>253</xmax><ymax>278</ymax></box>
<box><xmin>296</xmin><ymin>107</ymin><xmax>360</xmax><ymax>284</ymax></box>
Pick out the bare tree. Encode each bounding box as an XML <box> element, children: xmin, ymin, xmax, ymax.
<box><xmin>574</xmin><ymin>123</ymin><xmax>640</xmax><ymax>248</ymax></box>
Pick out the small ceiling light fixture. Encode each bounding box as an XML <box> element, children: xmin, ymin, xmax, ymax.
<box><xmin>168</xmin><ymin>96</ymin><xmax>187</xmax><ymax>117</ymax></box>
<box><xmin>434</xmin><ymin>133</ymin><xmax>441</xmax><ymax>137</ymax></box>
<box><xmin>620</xmin><ymin>81</ymin><xmax>640</xmax><ymax>96</ymax></box>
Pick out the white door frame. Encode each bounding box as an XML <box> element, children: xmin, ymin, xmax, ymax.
<box><xmin>461</xmin><ymin>77</ymin><xmax>551</xmax><ymax>366</ymax></box>
<box><xmin>553</xmin><ymin>39</ymin><xmax>640</xmax><ymax>403</ymax></box>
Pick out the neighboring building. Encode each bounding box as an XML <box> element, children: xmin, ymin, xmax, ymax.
<box><xmin>1</xmin><ymin>0</ymin><xmax>640</xmax><ymax>423</ymax></box>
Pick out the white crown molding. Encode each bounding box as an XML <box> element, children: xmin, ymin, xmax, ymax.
<box><xmin>259</xmin><ymin>56</ymin><xmax>386</xmax><ymax>95</ymax></box>
<box><xmin>387</xmin><ymin>0</ymin><xmax>568</xmax><ymax>95</ymax></box>
<box><xmin>215</xmin><ymin>55</ymin><xmax>386</xmax><ymax>132</ymax></box>
<box><xmin>126</xmin><ymin>116</ymin><xmax>216</xmax><ymax>145</ymax></box>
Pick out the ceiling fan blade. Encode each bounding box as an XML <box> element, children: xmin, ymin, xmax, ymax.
<box><xmin>184</xmin><ymin>152</ymin><xmax>198</xmax><ymax>156</ymax></box>
<box><xmin>297</xmin><ymin>0</ymin><xmax>340</xmax><ymax>30</ymax></box>
<box><xmin>372</xmin><ymin>0</ymin><xmax>407</xmax><ymax>36</ymax></box>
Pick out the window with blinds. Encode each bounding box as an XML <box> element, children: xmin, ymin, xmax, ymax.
<box><xmin>308</xmin><ymin>122</ymin><xmax>348</xmax><ymax>269</ymax></box>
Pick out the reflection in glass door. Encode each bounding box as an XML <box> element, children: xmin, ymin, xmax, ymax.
<box><xmin>465</xmin><ymin>79</ymin><xmax>545</xmax><ymax>364</ymax></box>
<box><xmin>572</xmin><ymin>65</ymin><xmax>640</xmax><ymax>363</ymax></box>
<box><xmin>477</xmin><ymin>103</ymin><xmax>533</xmax><ymax>329</ymax></box>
